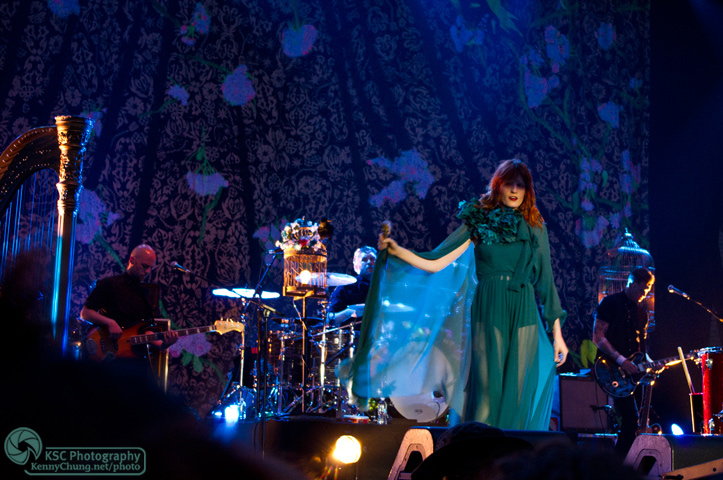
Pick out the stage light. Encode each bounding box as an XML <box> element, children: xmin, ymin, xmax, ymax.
<box><xmin>331</xmin><ymin>435</ymin><xmax>362</xmax><ymax>464</ymax></box>
<box><xmin>224</xmin><ymin>405</ymin><xmax>240</xmax><ymax>425</ymax></box>
<box><xmin>298</xmin><ymin>269</ymin><xmax>312</xmax><ymax>285</ymax></box>
<box><xmin>670</xmin><ymin>423</ymin><xmax>684</xmax><ymax>436</ymax></box>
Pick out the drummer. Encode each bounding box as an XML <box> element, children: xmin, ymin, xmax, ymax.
<box><xmin>328</xmin><ymin>246</ymin><xmax>377</xmax><ymax>326</ymax></box>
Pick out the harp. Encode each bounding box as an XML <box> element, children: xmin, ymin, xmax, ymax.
<box><xmin>0</xmin><ymin>115</ymin><xmax>94</xmax><ymax>355</ymax></box>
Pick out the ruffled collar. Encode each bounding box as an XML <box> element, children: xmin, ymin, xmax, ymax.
<box><xmin>457</xmin><ymin>200</ymin><xmax>522</xmax><ymax>245</ymax></box>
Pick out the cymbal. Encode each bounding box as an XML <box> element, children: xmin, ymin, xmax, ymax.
<box><xmin>211</xmin><ymin>287</ymin><xmax>280</xmax><ymax>299</ymax></box>
<box><xmin>295</xmin><ymin>272</ymin><xmax>357</xmax><ymax>287</ymax></box>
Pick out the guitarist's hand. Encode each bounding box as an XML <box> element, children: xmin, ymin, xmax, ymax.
<box><xmin>160</xmin><ymin>330</ymin><xmax>179</xmax><ymax>348</ymax></box>
<box><xmin>107</xmin><ymin>320</ymin><xmax>123</xmax><ymax>340</ymax></box>
<box><xmin>621</xmin><ymin>359</ymin><xmax>638</xmax><ymax>376</ymax></box>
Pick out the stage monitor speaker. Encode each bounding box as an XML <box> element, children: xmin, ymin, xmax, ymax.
<box><xmin>625</xmin><ymin>434</ymin><xmax>723</xmax><ymax>480</ymax></box>
<box><xmin>558</xmin><ymin>373</ymin><xmax>610</xmax><ymax>433</ymax></box>
<box><xmin>386</xmin><ymin>427</ymin><xmax>437</xmax><ymax>480</ymax></box>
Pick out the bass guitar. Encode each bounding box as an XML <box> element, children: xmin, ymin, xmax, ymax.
<box><xmin>85</xmin><ymin>319</ymin><xmax>243</xmax><ymax>362</ymax></box>
<box><xmin>593</xmin><ymin>351</ymin><xmax>697</xmax><ymax>398</ymax></box>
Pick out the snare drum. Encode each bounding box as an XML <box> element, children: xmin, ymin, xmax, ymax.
<box><xmin>699</xmin><ymin>347</ymin><xmax>723</xmax><ymax>434</ymax></box>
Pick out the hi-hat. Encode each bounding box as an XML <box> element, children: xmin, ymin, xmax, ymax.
<box><xmin>295</xmin><ymin>272</ymin><xmax>357</xmax><ymax>287</ymax></box>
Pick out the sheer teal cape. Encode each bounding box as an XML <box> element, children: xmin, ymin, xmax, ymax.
<box><xmin>337</xmin><ymin>225</ymin><xmax>476</xmax><ymax>413</ymax></box>
<box><xmin>337</xmin><ymin>205</ymin><xmax>567</xmax><ymax>429</ymax></box>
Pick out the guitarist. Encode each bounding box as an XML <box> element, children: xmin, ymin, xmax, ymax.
<box><xmin>592</xmin><ymin>267</ymin><xmax>655</xmax><ymax>457</ymax></box>
<box><xmin>80</xmin><ymin>244</ymin><xmax>178</xmax><ymax>361</ymax></box>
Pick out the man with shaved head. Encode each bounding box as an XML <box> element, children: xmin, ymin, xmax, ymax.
<box><xmin>81</xmin><ymin>244</ymin><xmax>177</xmax><ymax>354</ymax></box>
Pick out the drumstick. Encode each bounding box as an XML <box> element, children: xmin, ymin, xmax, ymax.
<box><xmin>678</xmin><ymin>346</ymin><xmax>696</xmax><ymax>394</ymax></box>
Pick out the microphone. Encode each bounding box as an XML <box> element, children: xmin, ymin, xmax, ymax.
<box><xmin>266</xmin><ymin>247</ymin><xmax>283</xmax><ymax>255</ymax></box>
<box><xmin>668</xmin><ymin>285</ymin><xmax>690</xmax><ymax>299</ymax></box>
<box><xmin>171</xmin><ymin>261</ymin><xmax>191</xmax><ymax>273</ymax></box>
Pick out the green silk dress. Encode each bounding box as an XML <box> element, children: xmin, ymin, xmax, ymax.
<box><xmin>338</xmin><ymin>201</ymin><xmax>566</xmax><ymax>430</ymax></box>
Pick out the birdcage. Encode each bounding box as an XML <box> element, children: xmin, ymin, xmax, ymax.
<box><xmin>598</xmin><ymin>229</ymin><xmax>655</xmax><ymax>327</ymax></box>
<box><xmin>281</xmin><ymin>227</ymin><xmax>328</xmax><ymax>298</ymax></box>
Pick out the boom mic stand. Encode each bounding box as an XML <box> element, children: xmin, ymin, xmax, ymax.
<box><xmin>668</xmin><ymin>285</ymin><xmax>723</xmax><ymax>322</ymax></box>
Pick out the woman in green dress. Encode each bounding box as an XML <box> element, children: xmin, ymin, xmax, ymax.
<box><xmin>373</xmin><ymin>159</ymin><xmax>569</xmax><ymax>430</ymax></box>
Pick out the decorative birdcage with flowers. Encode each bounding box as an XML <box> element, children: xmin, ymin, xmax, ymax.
<box><xmin>276</xmin><ymin>218</ymin><xmax>334</xmax><ymax>298</ymax></box>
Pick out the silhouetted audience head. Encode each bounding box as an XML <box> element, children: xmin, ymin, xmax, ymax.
<box><xmin>412</xmin><ymin>422</ymin><xmax>533</xmax><ymax>480</ymax></box>
<box><xmin>0</xmin><ymin>247</ymin><xmax>53</xmax><ymax>359</ymax></box>
<box><xmin>491</xmin><ymin>442</ymin><xmax>643</xmax><ymax>480</ymax></box>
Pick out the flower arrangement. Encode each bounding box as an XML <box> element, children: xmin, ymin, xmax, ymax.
<box><xmin>276</xmin><ymin>217</ymin><xmax>333</xmax><ymax>253</ymax></box>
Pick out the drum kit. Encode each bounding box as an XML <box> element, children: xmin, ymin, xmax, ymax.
<box><xmin>211</xmin><ymin>271</ymin><xmax>364</xmax><ymax>421</ymax></box>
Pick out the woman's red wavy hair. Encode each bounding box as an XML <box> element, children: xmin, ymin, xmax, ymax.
<box><xmin>478</xmin><ymin>159</ymin><xmax>544</xmax><ymax>228</ymax></box>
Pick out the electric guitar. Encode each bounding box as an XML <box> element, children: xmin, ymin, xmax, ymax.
<box><xmin>593</xmin><ymin>351</ymin><xmax>697</xmax><ymax>398</ymax></box>
<box><xmin>85</xmin><ymin>319</ymin><xmax>244</xmax><ymax>362</ymax></box>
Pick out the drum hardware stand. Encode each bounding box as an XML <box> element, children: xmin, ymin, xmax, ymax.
<box><xmin>319</xmin><ymin>301</ymin><xmax>330</xmax><ymax>399</ymax></box>
<box><xmin>291</xmin><ymin>290</ymin><xmax>320</xmax><ymax>413</ymax></box>
<box><xmin>214</xmin><ymin>317</ymin><xmax>248</xmax><ymax>416</ymax></box>
<box><xmin>320</xmin><ymin>322</ymin><xmax>357</xmax><ymax>418</ymax></box>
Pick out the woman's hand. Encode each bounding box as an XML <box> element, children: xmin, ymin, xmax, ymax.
<box><xmin>552</xmin><ymin>318</ymin><xmax>568</xmax><ymax>367</ymax></box>
<box><xmin>378</xmin><ymin>235</ymin><xmax>401</xmax><ymax>256</ymax></box>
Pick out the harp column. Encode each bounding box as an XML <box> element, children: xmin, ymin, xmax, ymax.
<box><xmin>52</xmin><ymin>115</ymin><xmax>93</xmax><ymax>356</ymax></box>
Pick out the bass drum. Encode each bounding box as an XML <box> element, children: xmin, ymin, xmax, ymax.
<box><xmin>390</xmin><ymin>346</ymin><xmax>452</xmax><ymax>423</ymax></box>
<box><xmin>390</xmin><ymin>391</ymin><xmax>449</xmax><ymax>423</ymax></box>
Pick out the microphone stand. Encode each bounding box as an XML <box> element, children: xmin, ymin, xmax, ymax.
<box><xmin>172</xmin><ymin>265</ymin><xmax>242</xmax><ymax>297</ymax></box>
<box><xmin>672</xmin><ymin>290</ymin><xmax>723</xmax><ymax>323</ymax></box>
<box><xmin>244</xmin><ymin>251</ymin><xmax>282</xmax><ymax>459</ymax></box>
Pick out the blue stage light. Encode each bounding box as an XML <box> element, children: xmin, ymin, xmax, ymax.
<box><xmin>670</xmin><ymin>423</ymin><xmax>684</xmax><ymax>436</ymax></box>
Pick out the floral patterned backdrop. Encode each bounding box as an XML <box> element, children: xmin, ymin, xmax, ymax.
<box><xmin>0</xmin><ymin>0</ymin><xmax>649</xmax><ymax>418</ymax></box>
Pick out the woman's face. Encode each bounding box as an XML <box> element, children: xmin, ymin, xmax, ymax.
<box><xmin>499</xmin><ymin>175</ymin><xmax>526</xmax><ymax>209</ymax></box>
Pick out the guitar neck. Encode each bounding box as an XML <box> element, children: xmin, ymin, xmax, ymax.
<box><xmin>640</xmin><ymin>352</ymin><xmax>694</xmax><ymax>372</ymax></box>
<box><xmin>129</xmin><ymin>325</ymin><xmax>216</xmax><ymax>345</ymax></box>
